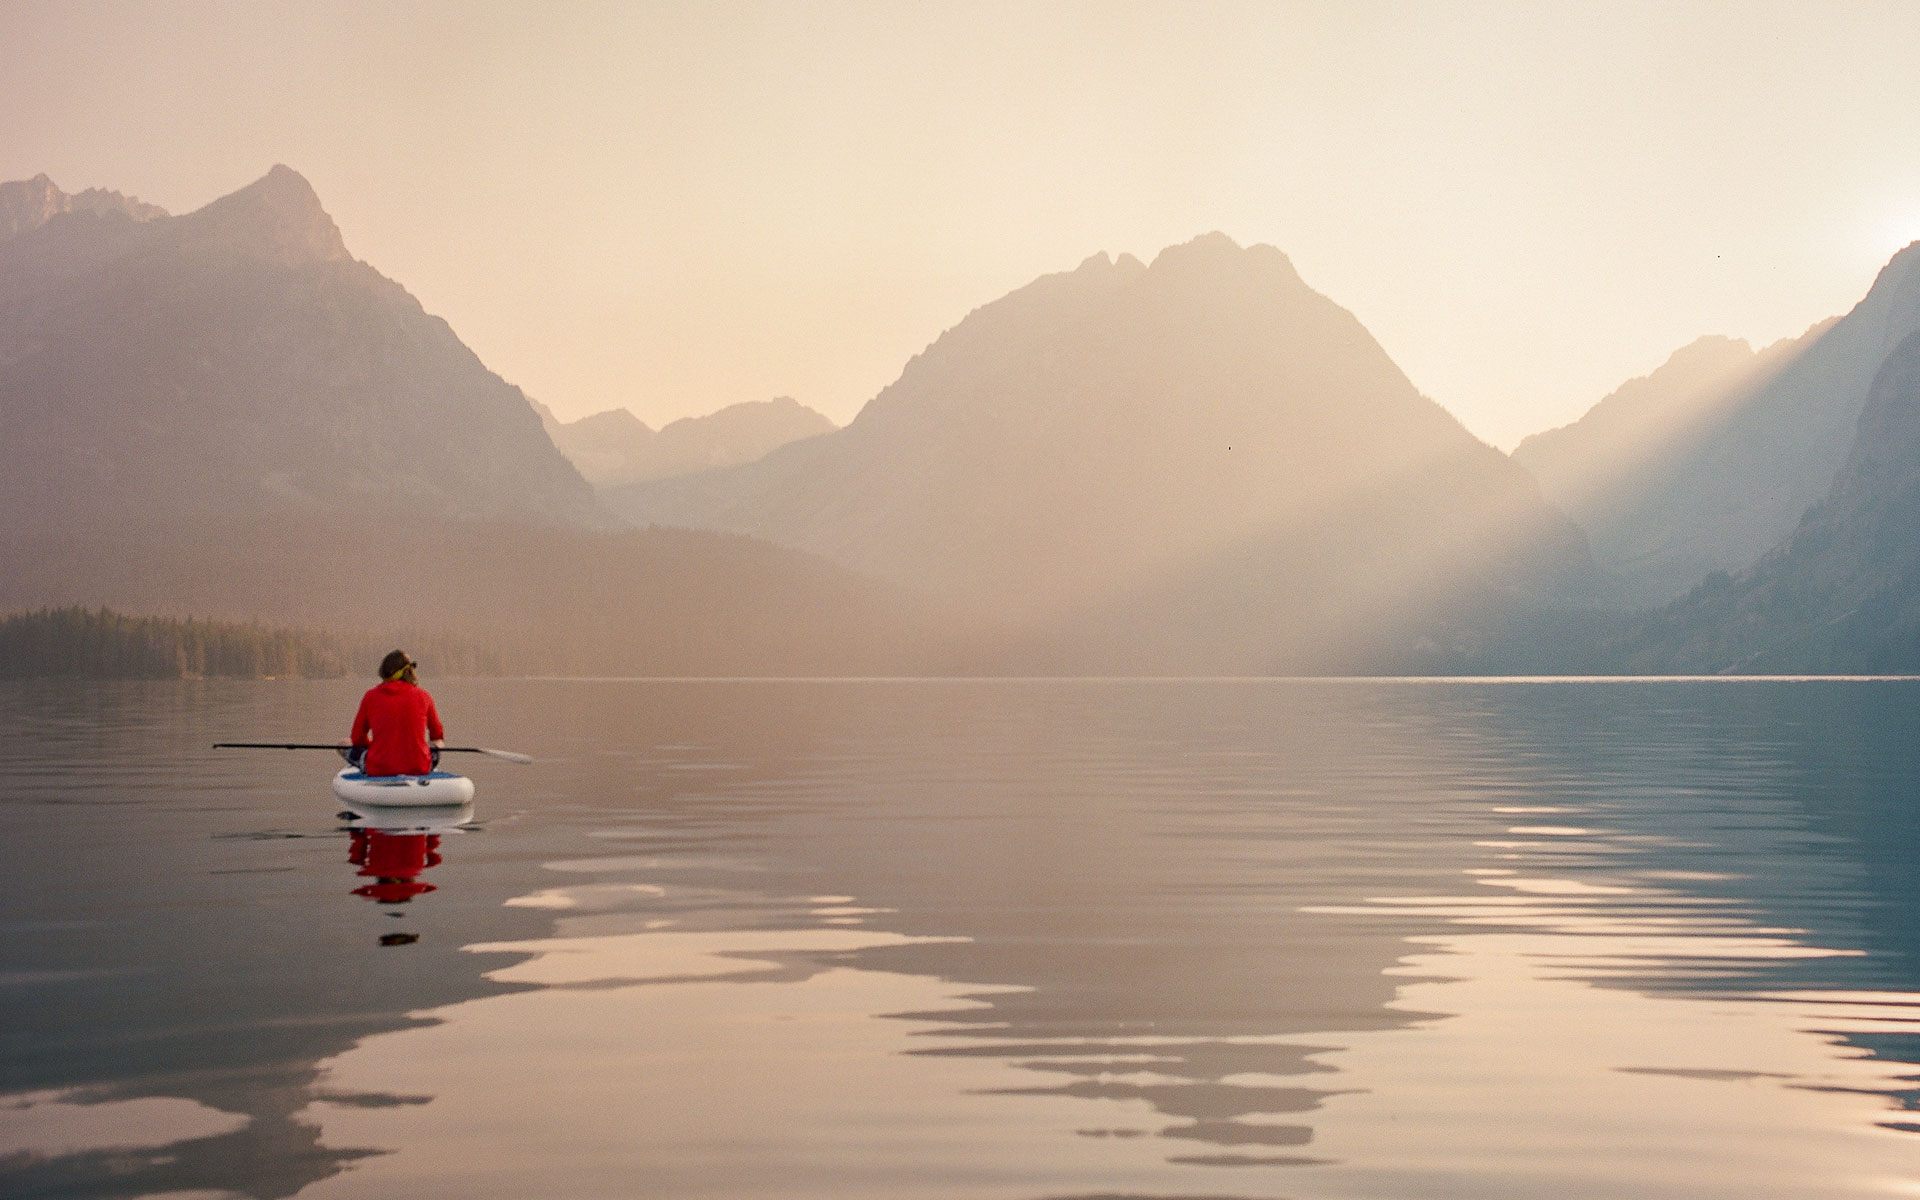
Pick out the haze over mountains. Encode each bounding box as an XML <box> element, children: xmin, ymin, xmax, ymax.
<box><xmin>0</xmin><ymin>165</ymin><xmax>601</xmax><ymax>534</ymax></box>
<box><xmin>609</xmin><ymin>234</ymin><xmax>1597</xmax><ymax>672</ymax></box>
<box><xmin>0</xmin><ymin>173</ymin><xmax>166</xmax><ymax>240</ymax></box>
<box><xmin>0</xmin><ymin>168</ymin><xmax>932</xmax><ymax>674</ymax></box>
<box><xmin>1625</xmin><ymin>329</ymin><xmax>1920</xmax><ymax>672</ymax></box>
<box><xmin>6</xmin><ymin>163</ymin><xmax>1920</xmax><ymax>674</ymax></box>
<box><xmin>535</xmin><ymin>395</ymin><xmax>834</xmax><ymax>486</ymax></box>
<box><xmin>1516</xmin><ymin>244</ymin><xmax>1920</xmax><ymax>608</ymax></box>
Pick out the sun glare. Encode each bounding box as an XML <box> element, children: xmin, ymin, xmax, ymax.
<box><xmin>1880</xmin><ymin>209</ymin><xmax>1920</xmax><ymax>254</ymax></box>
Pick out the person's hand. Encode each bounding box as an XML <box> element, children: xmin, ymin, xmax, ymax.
<box><xmin>431</xmin><ymin>739</ymin><xmax>445</xmax><ymax>748</ymax></box>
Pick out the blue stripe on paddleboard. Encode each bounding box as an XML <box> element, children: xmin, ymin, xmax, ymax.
<box><xmin>338</xmin><ymin>772</ymin><xmax>467</xmax><ymax>782</ymax></box>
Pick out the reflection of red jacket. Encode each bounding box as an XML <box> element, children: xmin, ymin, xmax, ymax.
<box><xmin>354</xmin><ymin>878</ymin><xmax>436</xmax><ymax>902</ymax></box>
<box><xmin>349</xmin><ymin>680</ymin><xmax>444</xmax><ymax>776</ymax></box>
<box><xmin>349</xmin><ymin>829</ymin><xmax>442</xmax><ymax>903</ymax></box>
<box><xmin>350</xmin><ymin>830</ymin><xmax>442</xmax><ymax>876</ymax></box>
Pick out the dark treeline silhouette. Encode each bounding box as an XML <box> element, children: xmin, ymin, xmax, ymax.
<box><xmin>0</xmin><ymin>606</ymin><xmax>503</xmax><ymax>679</ymax></box>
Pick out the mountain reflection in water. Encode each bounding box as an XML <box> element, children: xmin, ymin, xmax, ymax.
<box><xmin>1</xmin><ymin>679</ymin><xmax>1917</xmax><ymax>1198</ymax></box>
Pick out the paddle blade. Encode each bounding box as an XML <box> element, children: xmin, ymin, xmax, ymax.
<box><xmin>436</xmin><ymin>746</ymin><xmax>535</xmax><ymax>764</ymax></box>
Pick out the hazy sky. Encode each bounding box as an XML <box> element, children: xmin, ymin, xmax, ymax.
<box><xmin>7</xmin><ymin>1</ymin><xmax>1919</xmax><ymax>447</ymax></box>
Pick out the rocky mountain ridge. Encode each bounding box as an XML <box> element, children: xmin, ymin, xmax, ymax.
<box><xmin>1623</xmin><ymin>329</ymin><xmax>1920</xmax><ymax>671</ymax></box>
<box><xmin>15</xmin><ymin>162</ymin><xmax>1920</xmax><ymax>673</ymax></box>
<box><xmin>0</xmin><ymin>173</ymin><xmax>167</xmax><ymax>241</ymax></box>
<box><xmin>534</xmin><ymin>395</ymin><xmax>834</xmax><ymax>486</ymax></box>
<box><xmin>0</xmin><ymin>165</ymin><xmax>939</xmax><ymax>675</ymax></box>
<box><xmin>1516</xmin><ymin>242</ymin><xmax>1920</xmax><ymax>607</ymax></box>
<box><xmin>0</xmin><ymin>165</ymin><xmax>602</xmax><ymax>533</ymax></box>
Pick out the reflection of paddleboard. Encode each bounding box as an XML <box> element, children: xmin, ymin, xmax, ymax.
<box><xmin>332</xmin><ymin>768</ymin><xmax>475</xmax><ymax>807</ymax></box>
<box><xmin>341</xmin><ymin>801</ymin><xmax>475</xmax><ymax>833</ymax></box>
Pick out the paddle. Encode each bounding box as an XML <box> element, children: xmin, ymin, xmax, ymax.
<box><xmin>214</xmin><ymin>742</ymin><xmax>533</xmax><ymax>764</ymax></box>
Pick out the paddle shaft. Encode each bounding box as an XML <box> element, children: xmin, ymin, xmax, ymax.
<box><xmin>213</xmin><ymin>742</ymin><xmax>532</xmax><ymax>763</ymax></box>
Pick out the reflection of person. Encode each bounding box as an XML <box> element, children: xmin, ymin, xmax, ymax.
<box><xmin>349</xmin><ymin>828</ymin><xmax>442</xmax><ymax>904</ymax></box>
<box><xmin>343</xmin><ymin>650</ymin><xmax>445</xmax><ymax>776</ymax></box>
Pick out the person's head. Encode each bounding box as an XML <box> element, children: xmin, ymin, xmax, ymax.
<box><xmin>378</xmin><ymin>650</ymin><xmax>417</xmax><ymax>684</ymax></box>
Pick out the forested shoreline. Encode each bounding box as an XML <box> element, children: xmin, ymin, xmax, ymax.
<box><xmin>0</xmin><ymin>607</ymin><xmax>503</xmax><ymax>679</ymax></box>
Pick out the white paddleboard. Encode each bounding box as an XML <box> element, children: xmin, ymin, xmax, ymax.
<box><xmin>332</xmin><ymin>768</ymin><xmax>475</xmax><ymax>808</ymax></box>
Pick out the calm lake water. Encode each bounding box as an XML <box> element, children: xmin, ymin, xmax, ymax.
<box><xmin>2</xmin><ymin>678</ymin><xmax>1917</xmax><ymax>1198</ymax></box>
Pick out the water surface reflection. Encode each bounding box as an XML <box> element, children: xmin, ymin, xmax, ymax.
<box><xmin>2</xmin><ymin>680</ymin><xmax>1918</xmax><ymax>1198</ymax></box>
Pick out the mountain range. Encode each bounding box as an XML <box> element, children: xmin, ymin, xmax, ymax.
<box><xmin>607</xmin><ymin>234</ymin><xmax>1597</xmax><ymax>672</ymax></box>
<box><xmin>0</xmin><ymin>165</ymin><xmax>602</xmax><ymax>534</ymax></box>
<box><xmin>8</xmin><ymin>162</ymin><xmax>1920</xmax><ymax>674</ymax></box>
<box><xmin>0</xmin><ymin>173</ymin><xmax>166</xmax><ymax>240</ymax></box>
<box><xmin>1622</xmin><ymin>329</ymin><xmax>1920</xmax><ymax>671</ymax></box>
<box><xmin>0</xmin><ymin>168</ymin><xmax>934</xmax><ymax>674</ymax></box>
<box><xmin>1515</xmin><ymin>243</ymin><xmax>1920</xmax><ymax>608</ymax></box>
<box><xmin>534</xmin><ymin>395</ymin><xmax>834</xmax><ymax>486</ymax></box>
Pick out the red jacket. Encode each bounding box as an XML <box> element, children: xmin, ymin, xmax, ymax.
<box><xmin>349</xmin><ymin>680</ymin><xmax>445</xmax><ymax>776</ymax></box>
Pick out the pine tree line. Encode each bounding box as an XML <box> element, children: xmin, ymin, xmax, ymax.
<box><xmin>0</xmin><ymin>607</ymin><xmax>503</xmax><ymax>679</ymax></box>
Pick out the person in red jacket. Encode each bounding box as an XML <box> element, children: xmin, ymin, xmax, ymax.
<box><xmin>344</xmin><ymin>650</ymin><xmax>446</xmax><ymax>776</ymax></box>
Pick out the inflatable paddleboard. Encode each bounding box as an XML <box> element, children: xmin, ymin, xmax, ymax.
<box><xmin>342</xmin><ymin>800</ymin><xmax>475</xmax><ymax>833</ymax></box>
<box><xmin>332</xmin><ymin>768</ymin><xmax>476</xmax><ymax>808</ymax></box>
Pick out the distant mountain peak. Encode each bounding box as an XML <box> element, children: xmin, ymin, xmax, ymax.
<box><xmin>1864</xmin><ymin>239</ymin><xmax>1920</xmax><ymax>324</ymax></box>
<box><xmin>1146</xmin><ymin>232</ymin><xmax>1304</xmax><ymax>290</ymax></box>
<box><xmin>1668</xmin><ymin>333</ymin><xmax>1753</xmax><ymax>362</ymax></box>
<box><xmin>1072</xmin><ymin>251</ymin><xmax>1146</xmax><ymax>277</ymax></box>
<box><xmin>546</xmin><ymin>397</ymin><xmax>835</xmax><ymax>486</ymax></box>
<box><xmin>0</xmin><ymin>167</ymin><xmax>605</xmax><ymax>533</ymax></box>
<box><xmin>0</xmin><ymin>173</ymin><xmax>167</xmax><ymax>241</ymax></box>
<box><xmin>1623</xmin><ymin>328</ymin><xmax>1920</xmax><ymax>672</ymax></box>
<box><xmin>1159</xmin><ymin>230</ymin><xmax>1242</xmax><ymax>257</ymax></box>
<box><xmin>174</xmin><ymin>165</ymin><xmax>350</xmax><ymax>265</ymax></box>
<box><xmin>574</xmin><ymin>407</ymin><xmax>654</xmax><ymax>436</ymax></box>
<box><xmin>1857</xmin><ymin>239</ymin><xmax>1920</xmax><ymax>301</ymax></box>
<box><xmin>1146</xmin><ymin>231</ymin><xmax>1242</xmax><ymax>272</ymax></box>
<box><xmin>608</xmin><ymin>233</ymin><xmax>1595</xmax><ymax>671</ymax></box>
<box><xmin>1516</xmin><ymin>239</ymin><xmax>1920</xmax><ymax>609</ymax></box>
<box><xmin>69</xmin><ymin>187</ymin><xmax>167</xmax><ymax>222</ymax></box>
